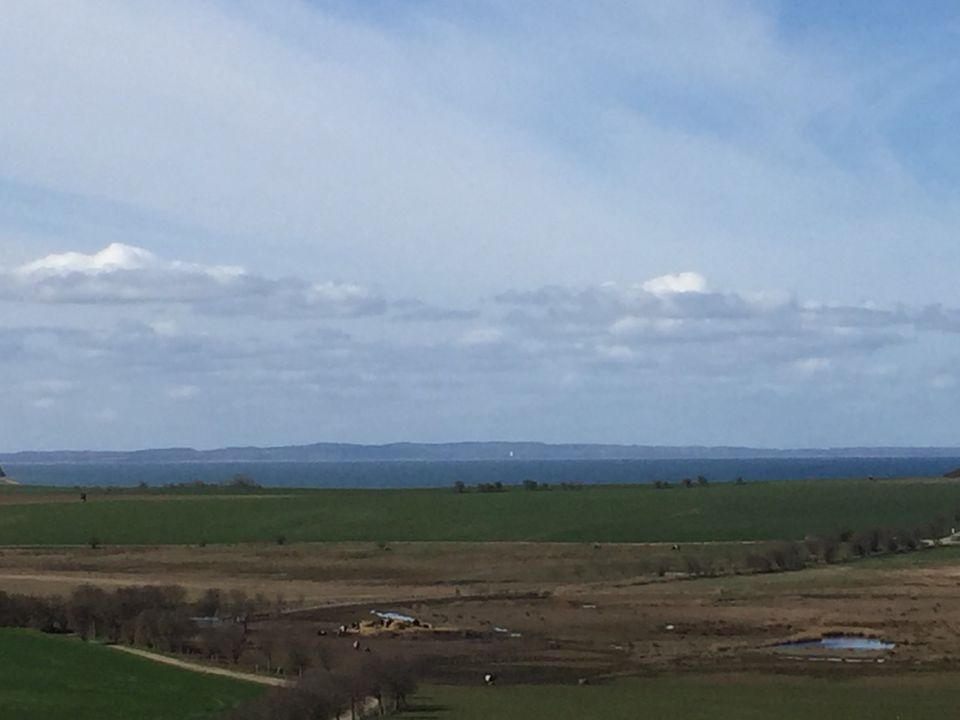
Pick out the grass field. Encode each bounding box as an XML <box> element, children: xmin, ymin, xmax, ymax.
<box><xmin>0</xmin><ymin>478</ymin><xmax>957</xmax><ymax>545</ymax></box>
<box><xmin>0</xmin><ymin>629</ymin><xmax>262</xmax><ymax>720</ymax></box>
<box><xmin>411</xmin><ymin>675</ymin><xmax>960</xmax><ymax>720</ymax></box>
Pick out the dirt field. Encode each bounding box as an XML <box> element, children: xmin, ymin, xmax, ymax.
<box><xmin>2</xmin><ymin>542</ymin><xmax>960</xmax><ymax>685</ymax></box>
<box><xmin>0</xmin><ymin>540</ymin><xmax>772</xmax><ymax>599</ymax></box>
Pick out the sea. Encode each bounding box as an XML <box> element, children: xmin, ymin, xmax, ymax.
<box><xmin>4</xmin><ymin>457</ymin><xmax>960</xmax><ymax>489</ymax></box>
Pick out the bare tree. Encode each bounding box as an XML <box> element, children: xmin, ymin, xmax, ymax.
<box><xmin>281</xmin><ymin>633</ymin><xmax>313</xmax><ymax>678</ymax></box>
<box><xmin>209</xmin><ymin>623</ymin><xmax>247</xmax><ymax>664</ymax></box>
<box><xmin>195</xmin><ymin>588</ymin><xmax>223</xmax><ymax>618</ymax></box>
<box><xmin>67</xmin><ymin>585</ymin><xmax>109</xmax><ymax>640</ymax></box>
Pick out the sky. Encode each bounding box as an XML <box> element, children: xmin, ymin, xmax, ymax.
<box><xmin>2</xmin><ymin>0</ymin><xmax>960</xmax><ymax>451</ymax></box>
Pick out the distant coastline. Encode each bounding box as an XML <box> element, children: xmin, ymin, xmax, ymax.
<box><xmin>4</xmin><ymin>442</ymin><xmax>960</xmax><ymax>464</ymax></box>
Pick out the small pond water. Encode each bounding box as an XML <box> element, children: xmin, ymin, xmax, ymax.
<box><xmin>777</xmin><ymin>636</ymin><xmax>895</xmax><ymax>651</ymax></box>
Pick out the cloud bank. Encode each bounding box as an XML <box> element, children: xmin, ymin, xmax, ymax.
<box><xmin>3</xmin><ymin>243</ymin><xmax>960</xmax><ymax>448</ymax></box>
<box><xmin>3</xmin><ymin>243</ymin><xmax>386</xmax><ymax>318</ymax></box>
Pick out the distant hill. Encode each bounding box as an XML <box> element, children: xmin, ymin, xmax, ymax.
<box><xmin>2</xmin><ymin>442</ymin><xmax>960</xmax><ymax>464</ymax></box>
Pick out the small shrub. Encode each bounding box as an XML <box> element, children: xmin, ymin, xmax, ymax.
<box><xmin>229</xmin><ymin>474</ymin><xmax>261</xmax><ymax>490</ymax></box>
<box><xmin>902</xmin><ymin>531</ymin><xmax>920</xmax><ymax>552</ymax></box>
<box><xmin>886</xmin><ymin>534</ymin><xmax>901</xmax><ymax>553</ymax></box>
<box><xmin>820</xmin><ymin>537</ymin><xmax>839</xmax><ymax>564</ymax></box>
<box><xmin>745</xmin><ymin>552</ymin><xmax>773</xmax><ymax>573</ymax></box>
<box><xmin>684</xmin><ymin>556</ymin><xmax>705</xmax><ymax>576</ymax></box>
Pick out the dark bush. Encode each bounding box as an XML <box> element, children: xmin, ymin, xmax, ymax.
<box><xmin>229</xmin><ymin>474</ymin><xmax>261</xmax><ymax>489</ymax></box>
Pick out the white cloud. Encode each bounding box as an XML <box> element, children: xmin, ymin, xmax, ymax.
<box><xmin>2</xmin><ymin>274</ymin><xmax>959</xmax><ymax>449</ymax></box>
<box><xmin>641</xmin><ymin>272</ymin><xmax>708</xmax><ymax>296</ymax></box>
<box><xmin>2</xmin><ymin>243</ymin><xmax>386</xmax><ymax>318</ymax></box>
<box><xmin>491</xmin><ymin>274</ymin><xmax>960</xmax><ymax>374</ymax></box>
<box><xmin>19</xmin><ymin>243</ymin><xmax>161</xmax><ymax>275</ymax></box>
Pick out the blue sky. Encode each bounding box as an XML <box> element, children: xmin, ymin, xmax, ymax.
<box><xmin>1</xmin><ymin>1</ymin><xmax>959</xmax><ymax>450</ymax></box>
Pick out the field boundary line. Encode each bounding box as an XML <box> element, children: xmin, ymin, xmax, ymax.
<box><xmin>109</xmin><ymin>644</ymin><xmax>292</xmax><ymax>687</ymax></box>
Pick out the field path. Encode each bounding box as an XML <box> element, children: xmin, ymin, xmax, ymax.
<box><xmin>109</xmin><ymin>645</ymin><xmax>292</xmax><ymax>687</ymax></box>
<box><xmin>110</xmin><ymin>646</ymin><xmax>382</xmax><ymax>718</ymax></box>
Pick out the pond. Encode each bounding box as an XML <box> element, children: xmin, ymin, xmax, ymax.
<box><xmin>776</xmin><ymin>636</ymin><xmax>895</xmax><ymax>651</ymax></box>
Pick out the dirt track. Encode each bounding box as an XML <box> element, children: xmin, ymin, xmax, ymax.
<box><xmin>110</xmin><ymin>644</ymin><xmax>291</xmax><ymax>687</ymax></box>
<box><xmin>112</xmin><ymin>645</ymin><xmax>382</xmax><ymax>719</ymax></box>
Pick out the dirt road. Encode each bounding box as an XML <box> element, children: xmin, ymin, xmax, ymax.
<box><xmin>109</xmin><ymin>644</ymin><xmax>292</xmax><ymax>687</ymax></box>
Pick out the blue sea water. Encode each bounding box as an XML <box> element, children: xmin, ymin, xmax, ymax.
<box><xmin>4</xmin><ymin>457</ymin><xmax>960</xmax><ymax>489</ymax></box>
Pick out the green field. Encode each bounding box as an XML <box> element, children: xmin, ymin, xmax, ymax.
<box><xmin>412</xmin><ymin>675</ymin><xmax>960</xmax><ymax>720</ymax></box>
<box><xmin>0</xmin><ymin>629</ymin><xmax>262</xmax><ymax>720</ymax></box>
<box><xmin>0</xmin><ymin>478</ymin><xmax>958</xmax><ymax>545</ymax></box>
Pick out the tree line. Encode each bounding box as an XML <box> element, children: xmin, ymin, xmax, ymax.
<box><xmin>226</xmin><ymin>657</ymin><xmax>418</xmax><ymax>720</ymax></box>
<box><xmin>0</xmin><ymin>585</ymin><xmax>271</xmax><ymax>653</ymax></box>
<box><xmin>454</xmin><ymin>479</ymin><xmax>584</xmax><ymax>493</ymax></box>
<box><xmin>0</xmin><ymin>584</ymin><xmax>419</xmax><ymax>718</ymax></box>
<box><xmin>676</xmin><ymin>511</ymin><xmax>958</xmax><ymax>579</ymax></box>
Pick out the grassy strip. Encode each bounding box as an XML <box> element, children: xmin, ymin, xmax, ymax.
<box><xmin>412</xmin><ymin>675</ymin><xmax>960</xmax><ymax>720</ymax></box>
<box><xmin>0</xmin><ymin>629</ymin><xmax>263</xmax><ymax>720</ymax></box>
<box><xmin>0</xmin><ymin>478</ymin><xmax>958</xmax><ymax>545</ymax></box>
